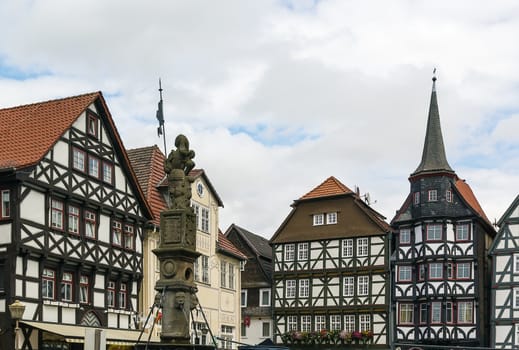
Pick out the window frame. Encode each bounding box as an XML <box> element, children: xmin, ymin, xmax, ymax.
<box><xmin>102</xmin><ymin>161</ymin><xmax>114</xmax><ymax>185</ymax></box>
<box><xmin>299</xmin><ymin>279</ymin><xmax>310</xmax><ymax>298</ymax></box>
<box><xmin>259</xmin><ymin>288</ymin><xmax>271</xmax><ymax>307</ymax></box>
<box><xmin>107</xmin><ymin>281</ymin><xmax>116</xmax><ymax>308</ymax></box>
<box><xmin>398</xmin><ymin>266</ymin><xmax>412</xmax><ymax>282</ymax></box>
<box><xmin>399</xmin><ymin>228</ymin><xmax>411</xmax><ymax>245</ymax></box>
<box><xmin>124</xmin><ymin>223</ymin><xmax>134</xmax><ymax>250</ymax></box>
<box><xmin>413</xmin><ymin>191</ymin><xmax>420</xmax><ymax>205</ymax></box>
<box><xmin>326</xmin><ymin>212</ymin><xmax>337</xmax><ymax>224</ymax></box>
<box><xmin>285</xmin><ymin>280</ymin><xmax>296</xmax><ymax>298</ymax></box>
<box><xmin>431</xmin><ymin>302</ymin><xmax>442</xmax><ymax>324</ymax></box>
<box><xmin>399</xmin><ymin>303</ymin><xmax>414</xmax><ymax>325</ymax></box>
<box><xmin>50</xmin><ymin>198</ymin><xmax>65</xmax><ymax>230</ymax></box>
<box><xmin>87</xmin><ymin>113</ymin><xmax>98</xmax><ymax>138</ymax></box>
<box><xmin>112</xmin><ymin>220</ymin><xmax>123</xmax><ymax>247</ymax></box>
<box><xmin>314</xmin><ymin>315</ymin><xmax>326</xmax><ymax>332</ymax></box>
<box><xmin>241</xmin><ymin>290</ymin><xmax>247</xmax><ymax>307</ymax></box>
<box><xmin>359</xmin><ymin>314</ymin><xmax>371</xmax><ymax>332</ymax></box>
<box><xmin>456</xmin><ymin>223</ymin><xmax>471</xmax><ymax>242</ymax></box>
<box><xmin>262</xmin><ymin>321</ymin><xmax>270</xmax><ymax>337</ymax></box>
<box><xmin>84</xmin><ymin>210</ymin><xmax>97</xmax><ymax>239</ymax></box>
<box><xmin>426</xmin><ymin>224</ymin><xmax>443</xmax><ymax>242</ymax></box>
<box><xmin>446</xmin><ymin>190</ymin><xmax>453</xmax><ymax>203</ymax></box>
<box><xmin>342</xmin><ymin>239</ymin><xmax>353</xmax><ymax>258</ymax></box>
<box><xmin>343</xmin><ymin>276</ymin><xmax>354</xmax><ymax>297</ymax></box>
<box><xmin>88</xmin><ymin>154</ymin><xmax>100</xmax><ymax>179</ymax></box>
<box><xmin>456</xmin><ymin>262</ymin><xmax>471</xmax><ymax>280</ymax></box>
<box><xmin>287</xmin><ymin>316</ymin><xmax>297</xmax><ymax>332</ymax></box>
<box><xmin>67</xmin><ymin>204</ymin><xmax>80</xmax><ymax>235</ymax></box>
<box><xmin>344</xmin><ymin>315</ymin><xmax>355</xmax><ymax>333</ymax></box>
<box><xmin>61</xmin><ymin>272</ymin><xmax>73</xmax><ymax>302</ymax></box>
<box><xmin>80</xmin><ymin>275</ymin><xmax>89</xmax><ymax>304</ymax></box>
<box><xmin>357</xmin><ymin>275</ymin><xmax>369</xmax><ymax>296</ymax></box>
<box><xmin>301</xmin><ymin>315</ymin><xmax>312</xmax><ymax>332</ymax></box>
<box><xmin>419</xmin><ymin>303</ymin><xmax>428</xmax><ymax>324</ymax></box>
<box><xmin>457</xmin><ymin>301</ymin><xmax>473</xmax><ymax>324</ymax></box>
<box><xmin>428</xmin><ymin>189</ymin><xmax>438</xmax><ymax>202</ymax></box>
<box><xmin>285</xmin><ymin>244</ymin><xmax>295</xmax><ymax>262</ymax></box>
<box><xmin>72</xmin><ymin>147</ymin><xmax>86</xmax><ymax>172</ymax></box>
<box><xmin>201</xmin><ymin>255</ymin><xmax>209</xmax><ymax>284</ymax></box>
<box><xmin>1</xmin><ymin>189</ymin><xmax>10</xmax><ymax>219</ymax></box>
<box><xmin>429</xmin><ymin>262</ymin><xmax>443</xmax><ymax>280</ymax></box>
<box><xmin>298</xmin><ymin>242</ymin><xmax>308</xmax><ymax>261</ymax></box>
<box><xmin>313</xmin><ymin>213</ymin><xmax>324</xmax><ymax>226</ymax></box>
<box><xmin>357</xmin><ymin>237</ymin><xmax>369</xmax><ymax>257</ymax></box>
<box><xmin>42</xmin><ymin>268</ymin><xmax>56</xmax><ymax>300</ymax></box>
<box><xmin>119</xmin><ymin>283</ymin><xmax>127</xmax><ymax>309</ymax></box>
<box><xmin>329</xmin><ymin>315</ymin><xmax>341</xmax><ymax>331</ymax></box>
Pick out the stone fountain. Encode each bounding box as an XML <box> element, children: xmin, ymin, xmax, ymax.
<box><xmin>136</xmin><ymin>135</ymin><xmax>215</xmax><ymax>350</ymax></box>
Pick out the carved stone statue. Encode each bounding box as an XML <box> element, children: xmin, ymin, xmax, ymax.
<box><xmin>164</xmin><ymin>134</ymin><xmax>196</xmax><ymax>210</ymax></box>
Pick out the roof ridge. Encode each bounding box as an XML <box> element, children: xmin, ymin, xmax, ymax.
<box><xmin>299</xmin><ymin>176</ymin><xmax>353</xmax><ymax>200</ymax></box>
<box><xmin>0</xmin><ymin>91</ymin><xmax>100</xmax><ymax>111</ymax></box>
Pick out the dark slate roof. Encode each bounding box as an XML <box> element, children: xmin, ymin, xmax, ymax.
<box><xmin>411</xmin><ymin>77</ymin><xmax>454</xmax><ymax>177</ymax></box>
<box><xmin>226</xmin><ymin>224</ymin><xmax>272</xmax><ymax>259</ymax></box>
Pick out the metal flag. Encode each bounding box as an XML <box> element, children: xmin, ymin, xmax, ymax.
<box><xmin>156</xmin><ymin>79</ymin><xmax>164</xmax><ymax>136</ymax></box>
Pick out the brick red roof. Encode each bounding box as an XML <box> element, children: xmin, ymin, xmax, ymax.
<box><xmin>127</xmin><ymin>145</ymin><xmax>167</xmax><ymax>226</ymax></box>
<box><xmin>0</xmin><ymin>92</ymin><xmax>99</xmax><ymax>169</ymax></box>
<box><xmin>218</xmin><ymin>231</ymin><xmax>247</xmax><ymax>260</ymax></box>
<box><xmin>455</xmin><ymin>178</ymin><xmax>493</xmax><ymax>228</ymax></box>
<box><xmin>299</xmin><ymin>176</ymin><xmax>354</xmax><ymax>200</ymax></box>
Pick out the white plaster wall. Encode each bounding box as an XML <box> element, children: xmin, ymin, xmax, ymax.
<box><xmin>108</xmin><ymin>313</ymin><xmax>118</xmax><ymax>327</ymax></box>
<box><xmin>243</xmin><ymin>318</ymin><xmax>272</xmax><ymax>345</ymax></box>
<box><xmin>120</xmin><ymin>315</ymin><xmax>129</xmax><ymax>328</ymax></box>
<box><xmin>0</xmin><ymin>299</ymin><xmax>5</xmax><ymax>312</ymax></box>
<box><xmin>115</xmin><ymin>166</ymin><xmax>125</xmax><ymax>192</ymax></box>
<box><xmin>0</xmin><ymin>223</ymin><xmax>11</xmax><ymax>244</ymax></box>
<box><xmin>20</xmin><ymin>189</ymin><xmax>45</xmax><ymax>223</ymax></box>
<box><xmin>43</xmin><ymin>305</ymin><xmax>58</xmax><ymax>322</ymax></box>
<box><xmin>98</xmin><ymin>214</ymin><xmax>110</xmax><ymax>243</ymax></box>
<box><xmin>496</xmin><ymin>256</ymin><xmax>510</xmax><ymax>282</ymax></box>
<box><xmin>415</xmin><ymin>225</ymin><xmax>423</xmax><ymax>243</ymax></box>
<box><xmin>23</xmin><ymin>302</ymin><xmax>38</xmax><ymax>321</ymax></box>
<box><xmin>495</xmin><ymin>325</ymin><xmax>512</xmax><ymax>343</ymax></box>
<box><xmin>446</xmin><ymin>223</ymin><xmax>454</xmax><ymax>241</ymax></box>
<box><xmin>62</xmin><ymin>307</ymin><xmax>76</xmax><ymax>324</ymax></box>
<box><xmin>73</xmin><ymin>112</ymin><xmax>87</xmax><ymax>132</ymax></box>
<box><xmin>53</xmin><ymin>140</ymin><xmax>69</xmax><ymax>167</ymax></box>
<box><xmin>511</xmin><ymin>224</ymin><xmax>519</xmax><ymax>236</ymax></box>
<box><xmin>26</xmin><ymin>281</ymin><xmax>39</xmax><ymax>299</ymax></box>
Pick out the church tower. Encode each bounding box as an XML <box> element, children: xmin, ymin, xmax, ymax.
<box><xmin>391</xmin><ymin>74</ymin><xmax>495</xmax><ymax>348</ymax></box>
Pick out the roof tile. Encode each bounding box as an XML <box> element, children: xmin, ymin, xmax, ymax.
<box><xmin>299</xmin><ymin>176</ymin><xmax>353</xmax><ymax>200</ymax></box>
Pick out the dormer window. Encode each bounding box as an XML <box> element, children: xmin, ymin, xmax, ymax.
<box><xmin>313</xmin><ymin>212</ymin><xmax>338</xmax><ymax>226</ymax></box>
<box><xmin>428</xmin><ymin>190</ymin><xmax>438</xmax><ymax>202</ymax></box>
<box><xmin>326</xmin><ymin>212</ymin><xmax>337</xmax><ymax>224</ymax></box>
<box><xmin>446</xmin><ymin>190</ymin><xmax>453</xmax><ymax>203</ymax></box>
<box><xmin>313</xmin><ymin>214</ymin><xmax>324</xmax><ymax>226</ymax></box>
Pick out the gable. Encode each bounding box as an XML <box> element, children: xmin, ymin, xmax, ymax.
<box><xmin>272</xmin><ymin>195</ymin><xmax>389</xmax><ymax>244</ymax></box>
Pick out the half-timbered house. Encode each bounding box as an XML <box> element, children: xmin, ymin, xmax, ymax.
<box><xmin>127</xmin><ymin>145</ymin><xmax>247</xmax><ymax>348</ymax></box>
<box><xmin>225</xmin><ymin>224</ymin><xmax>273</xmax><ymax>345</ymax></box>
<box><xmin>0</xmin><ymin>93</ymin><xmax>153</xmax><ymax>349</ymax></box>
<box><xmin>270</xmin><ymin>176</ymin><xmax>392</xmax><ymax>347</ymax></box>
<box><xmin>490</xmin><ymin>195</ymin><xmax>519</xmax><ymax>349</ymax></box>
<box><xmin>391</xmin><ymin>76</ymin><xmax>496</xmax><ymax>348</ymax></box>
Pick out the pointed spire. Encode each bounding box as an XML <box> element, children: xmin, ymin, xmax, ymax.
<box><xmin>411</xmin><ymin>70</ymin><xmax>454</xmax><ymax>177</ymax></box>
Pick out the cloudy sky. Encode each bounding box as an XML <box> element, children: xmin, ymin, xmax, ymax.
<box><xmin>1</xmin><ymin>0</ymin><xmax>518</xmax><ymax>238</ymax></box>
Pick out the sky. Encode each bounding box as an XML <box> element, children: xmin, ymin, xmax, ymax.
<box><xmin>1</xmin><ymin>0</ymin><xmax>518</xmax><ymax>238</ymax></box>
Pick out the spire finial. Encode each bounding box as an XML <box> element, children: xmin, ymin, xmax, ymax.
<box><xmin>432</xmin><ymin>68</ymin><xmax>437</xmax><ymax>91</ymax></box>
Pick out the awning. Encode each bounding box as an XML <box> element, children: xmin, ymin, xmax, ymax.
<box><xmin>22</xmin><ymin>321</ymin><xmax>161</xmax><ymax>345</ymax></box>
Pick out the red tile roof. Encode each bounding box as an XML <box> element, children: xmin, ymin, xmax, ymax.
<box><xmin>299</xmin><ymin>176</ymin><xmax>354</xmax><ymax>200</ymax></box>
<box><xmin>127</xmin><ymin>145</ymin><xmax>168</xmax><ymax>226</ymax></box>
<box><xmin>218</xmin><ymin>231</ymin><xmax>247</xmax><ymax>260</ymax></box>
<box><xmin>0</xmin><ymin>92</ymin><xmax>99</xmax><ymax>169</ymax></box>
<box><xmin>455</xmin><ymin>178</ymin><xmax>493</xmax><ymax>228</ymax></box>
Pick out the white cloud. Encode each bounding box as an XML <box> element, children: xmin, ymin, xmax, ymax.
<box><xmin>1</xmin><ymin>0</ymin><xmax>518</xmax><ymax>237</ymax></box>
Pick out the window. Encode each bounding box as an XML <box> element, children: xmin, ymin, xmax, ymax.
<box><xmin>447</xmin><ymin>263</ymin><xmax>454</xmax><ymax>279</ymax></box>
<box><xmin>456</xmin><ymin>223</ymin><xmax>470</xmax><ymax>241</ymax></box>
<box><xmin>431</xmin><ymin>302</ymin><xmax>441</xmax><ymax>324</ymax></box>
<box><xmin>42</xmin><ymin>268</ymin><xmax>55</xmax><ymax>300</ymax></box>
<box><xmin>259</xmin><ymin>288</ymin><xmax>271</xmax><ymax>307</ymax></box>
<box><xmin>446</xmin><ymin>190</ymin><xmax>453</xmax><ymax>202</ymax></box>
<box><xmin>201</xmin><ymin>255</ymin><xmax>209</xmax><ymax>283</ymax></box>
<box><xmin>87</xmin><ymin>114</ymin><xmax>98</xmax><ymax>137</ymax></box>
<box><xmin>399</xmin><ymin>304</ymin><xmax>413</xmax><ymax>324</ymax></box>
<box><xmin>330</xmin><ymin>315</ymin><xmax>341</xmax><ymax>331</ymax></box>
<box><xmin>194</xmin><ymin>258</ymin><xmax>200</xmax><ymax>282</ymax></box>
<box><xmin>241</xmin><ymin>323</ymin><xmax>246</xmax><ymax>338</ymax></box>
<box><xmin>61</xmin><ymin>272</ymin><xmax>73</xmax><ymax>302</ymax></box>
<box><xmin>286</xmin><ymin>280</ymin><xmax>296</xmax><ymax>298</ymax></box>
<box><xmin>262</xmin><ymin>322</ymin><xmax>270</xmax><ymax>337</ymax></box>
<box><xmin>201</xmin><ymin>207</ymin><xmax>209</xmax><ymax>232</ymax></box>
<box><xmin>358</xmin><ymin>276</ymin><xmax>369</xmax><ymax>296</ymax></box>
<box><xmin>102</xmin><ymin>161</ymin><xmax>114</xmax><ymax>184</ymax></box>
<box><xmin>80</xmin><ymin>275</ymin><xmax>89</xmax><ymax>304</ymax></box>
<box><xmin>359</xmin><ymin>314</ymin><xmax>371</xmax><ymax>332</ymax></box>
<box><xmin>112</xmin><ymin>220</ymin><xmax>122</xmax><ymax>246</ymax></box>
<box><xmin>1</xmin><ymin>190</ymin><xmax>10</xmax><ymax>218</ymax></box>
<box><xmin>357</xmin><ymin>238</ymin><xmax>369</xmax><ymax>257</ymax></box>
<box><xmin>299</xmin><ymin>279</ymin><xmax>309</xmax><ymax>298</ymax></box>
<box><xmin>107</xmin><ymin>281</ymin><xmax>116</xmax><ymax>307</ymax></box>
<box><xmin>446</xmin><ymin>302</ymin><xmax>453</xmax><ymax>323</ymax></box>
<box><xmin>229</xmin><ymin>264</ymin><xmax>235</xmax><ymax>289</ymax></box>
<box><xmin>315</xmin><ymin>315</ymin><xmax>326</xmax><ymax>331</ymax></box>
<box><xmin>241</xmin><ymin>290</ymin><xmax>247</xmax><ymax>307</ymax></box>
<box><xmin>343</xmin><ymin>239</ymin><xmax>353</xmax><ymax>257</ymax></box>
<box><xmin>343</xmin><ymin>276</ymin><xmax>354</xmax><ymax>296</ymax></box>
<box><xmin>51</xmin><ymin>198</ymin><xmax>64</xmax><ymax>230</ymax></box>
<box><xmin>344</xmin><ymin>315</ymin><xmax>355</xmax><ymax>332</ymax></box>
<box><xmin>85</xmin><ymin>210</ymin><xmax>96</xmax><ymax>238</ymax></box>
<box><xmin>298</xmin><ymin>243</ymin><xmax>308</xmax><ymax>260</ymax></box>
<box><xmin>88</xmin><ymin>155</ymin><xmax>100</xmax><ymax>178</ymax></box>
<box><xmin>426</xmin><ymin>224</ymin><xmax>442</xmax><ymax>241</ymax></box>
<box><xmin>414</xmin><ymin>192</ymin><xmax>420</xmax><ymax>205</ymax></box>
<box><xmin>68</xmin><ymin>205</ymin><xmax>80</xmax><ymax>235</ymax></box>
<box><xmin>429</xmin><ymin>263</ymin><xmax>443</xmax><ymax>279</ymax></box>
<box><xmin>301</xmin><ymin>315</ymin><xmax>311</xmax><ymax>332</ymax></box>
<box><xmin>287</xmin><ymin>316</ymin><xmax>297</xmax><ymax>331</ymax></box>
<box><xmin>313</xmin><ymin>213</ymin><xmax>324</xmax><ymax>226</ymax></box>
<box><xmin>399</xmin><ymin>228</ymin><xmax>411</xmax><ymax>245</ymax></box>
<box><xmin>418</xmin><ymin>264</ymin><xmax>425</xmax><ymax>281</ymax></box>
<box><xmin>458</xmin><ymin>301</ymin><xmax>473</xmax><ymax>323</ymax></box>
<box><xmin>220</xmin><ymin>325</ymin><xmax>234</xmax><ymax>350</ymax></box>
<box><xmin>119</xmin><ymin>283</ymin><xmax>127</xmax><ymax>309</ymax></box>
<box><xmin>285</xmin><ymin>244</ymin><xmax>295</xmax><ymax>261</ymax></box>
<box><xmin>327</xmin><ymin>212</ymin><xmax>337</xmax><ymax>224</ymax></box>
<box><xmin>124</xmin><ymin>224</ymin><xmax>134</xmax><ymax>250</ymax></box>
<box><xmin>240</xmin><ymin>260</ymin><xmax>246</xmax><ymax>271</ymax></box>
<box><xmin>428</xmin><ymin>189</ymin><xmax>437</xmax><ymax>202</ymax></box>
<box><xmin>221</xmin><ymin>261</ymin><xmax>227</xmax><ymax>288</ymax></box>
<box><xmin>457</xmin><ymin>262</ymin><xmax>471</xmax><ymax>279</ymax></box>
<box><xmin>420</xmin><ymin>303</ymin><xmax>428</xmax><ymax>324</ymax></box>
<box><xmin>72</xmin><ymin>148</ymin><xmax>86</xmax><ymax>172</ymax></box>
<box><xmin>398</xmin><ymin>266</ymin><xmax>412</xmax><ymax>282</ymax></box>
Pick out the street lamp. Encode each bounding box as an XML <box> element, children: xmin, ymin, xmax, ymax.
<box><xmin>9</xmin><ymin>300</ymin><xmax>26</xmax><ymax>350</ymax></box>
